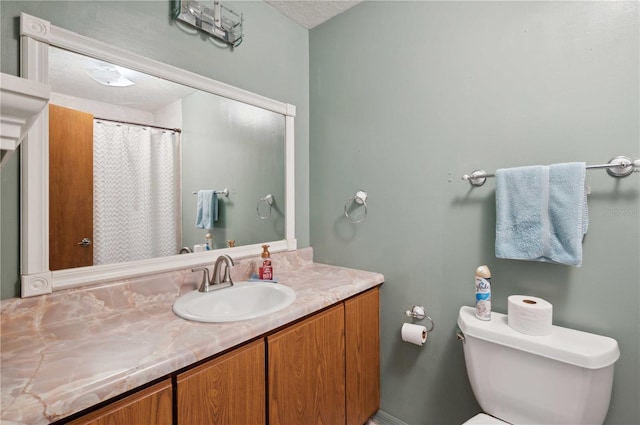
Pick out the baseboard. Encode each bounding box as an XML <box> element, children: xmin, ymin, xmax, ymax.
<box><xmin>368</xmin><ymin>409</ymin><xmax>409</xmax><ymax>425</ymax></box>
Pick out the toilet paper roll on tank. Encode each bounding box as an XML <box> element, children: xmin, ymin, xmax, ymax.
<box><xmin>507</xmin><ymin>295</ymin><xmax>553</xmax><ymax>336</ymax></box>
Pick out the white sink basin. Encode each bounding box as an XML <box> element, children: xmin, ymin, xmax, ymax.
<box><xmin>173</xmin><ymin>281</ymin><xmax>296</xmax><ymax>323</ymax></box>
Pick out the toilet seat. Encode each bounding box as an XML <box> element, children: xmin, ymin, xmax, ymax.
<box><xmin>462</xmin><ymin>413</ymin><xmax>509</xmax><ymax>424</ymax></box>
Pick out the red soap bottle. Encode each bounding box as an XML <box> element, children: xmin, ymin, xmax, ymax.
<box><xmin>259</xmin><ymin>244</ymin><xmax>273</xmax><ymax>280</ymax></box>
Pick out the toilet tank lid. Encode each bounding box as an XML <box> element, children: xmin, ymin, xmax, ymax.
<box><xmin>457</xmin><ymin>306</ymin><xmax>620</xmax><ymax>369</ymax></box>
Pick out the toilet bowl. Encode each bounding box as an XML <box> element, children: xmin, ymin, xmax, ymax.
<box><xmin>457</xmin><ymin>306</ymin><xmax>619</xmax><ymax>425</ymax></box>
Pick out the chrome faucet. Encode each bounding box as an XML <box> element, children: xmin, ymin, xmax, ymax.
<box><xmin>212</xmin><ymin>254</ymin><xmax>234</xmax><ymax>286</ymax></box>
<box><xmin>192</xmin><ymin>254</ymin><xmax>235</xmax><ymax>293</ymax></box>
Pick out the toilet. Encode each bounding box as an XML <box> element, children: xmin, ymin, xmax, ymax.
<box><xmin>457</xmin><ymin>306</ymin><xmax>620</xmax><ymax>425</ymax></box>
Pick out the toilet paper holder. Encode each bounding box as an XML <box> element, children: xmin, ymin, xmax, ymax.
<box><xmin>405</xmin><ymin>305</ymin><xmax>435</xmax><ymax>332</ymax></box>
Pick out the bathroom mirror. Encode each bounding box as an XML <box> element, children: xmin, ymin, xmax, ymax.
<box><xmin>47</xmin><ymin>46</ymin><xmax>286</xmax><ymax>269</ymax></box>
<box><xmin>19</xmin><ymin>13</ymin><xmax>296</xmax><ymax>297</ymax></box>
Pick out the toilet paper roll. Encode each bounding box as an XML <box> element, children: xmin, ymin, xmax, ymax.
<box><xmin>507</xmin><ymin>295</ymin><xmax>553</xmax><ymax>336</ymax></box>
<box><xmin>401</xmin><ymin>323</ymin><xmax>428</xmax><ymax>346</ymax></box>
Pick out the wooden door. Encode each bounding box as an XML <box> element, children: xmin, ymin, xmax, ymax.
<box><xmin>177</xmin><ymin>339</ymin><xmax>266</xmax><ymax>425</ymax></box>
<box><xmin>66</xmin><ymin>379</ymin><xmax>172</xmax><ymax>425</ymax></box>
<box><xmin>268</xmin><ymin>304</ymin><xmax>346</xmax><ymax>425</ymax></box>
<box><xmin>346</xmin><ymin>287</ymin><xmax>380</xmax><ymax>425</ymax></box>
<box><xmin>49</xmin><ymin>104</ymin><xmax>94</xmax><ymax>270</ymax></box>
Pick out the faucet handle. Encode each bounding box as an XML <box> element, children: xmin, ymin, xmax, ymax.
<box><xmin>192</xmin><ymin>267</ymin><xmax>211</xmax><ymax>292</ymax></box>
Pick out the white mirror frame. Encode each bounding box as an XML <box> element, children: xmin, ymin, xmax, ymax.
<box><xmin>19</xmin><ymin>13</ymin><xmax>296</xmax><ymax>297</ymax></box>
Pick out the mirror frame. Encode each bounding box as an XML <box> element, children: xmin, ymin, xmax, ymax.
<box><xmin>19</xmin><ymin>13</ymin><xmax>296</xmax><ymax>297</ymax></box>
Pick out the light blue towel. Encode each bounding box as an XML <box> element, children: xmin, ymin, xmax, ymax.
<box><xmin>495</xmin><ymin>162</ymin><xmax>588</xmax><ymax>266</ymax></box>
<box><xmin>195</xmin><ymin>190</ymin><xmax>218</xmax><ymax>229</ymax></box>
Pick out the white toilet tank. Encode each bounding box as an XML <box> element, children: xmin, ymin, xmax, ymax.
<box><xmin>457</xmin><ymin>306</ymin><xmax>619</xmax><ymax>425</ymax></box>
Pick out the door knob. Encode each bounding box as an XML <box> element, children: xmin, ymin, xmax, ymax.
<box><xmin>77</xmin><ymin>238</ymin><xmax>92</xmax><ymax>247</ymax></box>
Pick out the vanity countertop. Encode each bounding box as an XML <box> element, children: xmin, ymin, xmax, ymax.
<box><xmin>0</xmin><ymin>248</ymin><xmax>384</xmax><ymax>424</ymax></box>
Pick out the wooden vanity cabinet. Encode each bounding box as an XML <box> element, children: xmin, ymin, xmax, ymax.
<box><xmin>62</xmin><ymin>287</ymin><xmax>380</xmax><ymax>425</ymax></box>
<box><xmin>66</xmin><ymin>379</ymin><xmax>172</xmax><ymax>425</ymax></box>
<box><xmin>346</xmin><ymin>286</ymin><xmax>380</xmax><ymax>425</ymax></box>
<box><xmin>268</xmin><ymin>304</ymin><xmax>346</xmax><ymax>425</ymax></box>
<box><xmin>268</xmin><ymin>286</ymin><xmax>380</xmax><ymax>425</ymax></box>
<box><xmin>176</xmin><ymin>339</ymin><xmax>265</xmax><ymax>425</ymax></box>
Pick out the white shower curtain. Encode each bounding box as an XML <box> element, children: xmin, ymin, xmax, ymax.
<box><xmin>93</xmin><ymin>121</ymin><xmax>180</xmax><ymax>265</ymax></box>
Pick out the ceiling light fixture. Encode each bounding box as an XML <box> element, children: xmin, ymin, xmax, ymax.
<box><xmin>86</xmin><ymin>65</ymin><xmax>135</xmax><ymax>87</ymax></box>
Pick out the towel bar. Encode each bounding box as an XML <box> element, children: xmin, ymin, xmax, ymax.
<box><xmin>462</xmin><ymin>156</ymin><xmax>640</xmax><ymax>187</ymax></box>
<box><xmin>192</xmin><ymin>188</ymin><xmax>230</xmax><ymax>197</ymax></box>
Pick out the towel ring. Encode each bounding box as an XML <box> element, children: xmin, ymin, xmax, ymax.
<box><xmin>344</xmin><ymin>190</ymin><xmax>368</xmax><ymax>223</ymax></box>
<box><xmin>257</xmin><ymin>194</ymin><xmax>273</xmax><ymax>219</ymax></box>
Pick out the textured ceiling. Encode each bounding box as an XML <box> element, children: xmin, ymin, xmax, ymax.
<box><xmin>49</xmin><ymin>46</ymin><xmax>196</xmax><ymax>112</ymax></box>
<box><xmin>265</xmin><ymin>0</ymin><xmax>363</xmax><ymax>29</ymax></box>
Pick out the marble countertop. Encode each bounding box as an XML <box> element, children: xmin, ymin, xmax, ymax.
<box><xmin>0</xmin><ymin>248</ymin><xmax>384</xmax><ymax>424</ymax></box>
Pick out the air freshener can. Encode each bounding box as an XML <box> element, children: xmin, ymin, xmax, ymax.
<box><xmin>475</xmin><ymin>265</ymin><xmax>491</xmax><ymax>321</ymax></box>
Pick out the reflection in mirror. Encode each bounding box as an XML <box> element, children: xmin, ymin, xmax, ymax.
<box><xmin>47</xmin><ymin>47</ymin><xmax>285</xmax><ymax>270</ymax></box>
<box><xmin>20</xmin><ymin>12</ymin><xmax>295</xmax><ymax>296</ymax></box>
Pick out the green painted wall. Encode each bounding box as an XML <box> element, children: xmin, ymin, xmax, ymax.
<box><xmin>181</xmin><ymin>91</ymin><xmax>286</xmax><ymax>248</ymax></box>
<box><xmin>309</xmin><ymin>2</ymin><xmax>639</xmax><ymax>424</ymax></box>
<box><xmin>0</xmin><ymin>0</ymin><xmax>309</xmax><ymax>299</ymax></box>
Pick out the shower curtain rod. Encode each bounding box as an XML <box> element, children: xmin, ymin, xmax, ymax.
<box><xmin>94</xmin><ymin>117</ymin><xmax>182</xmax><ymax>133</ymax></box>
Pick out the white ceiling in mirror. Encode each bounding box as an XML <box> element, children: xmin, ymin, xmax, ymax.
<box><xmin>265</xmin><ymin>0</ymin><xmax>363</xmax><ymax>29</ymax></box>
<box><xmin>49</xmin><ymin>47</ymin><xmax>196</xmax><ymax>112</ymax></box>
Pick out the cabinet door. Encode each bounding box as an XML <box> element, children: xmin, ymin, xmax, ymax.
<box><xmin>177</xmin><ymin>339</ymin><xmax>265</xmax><ymax>425</ymax></box>
<box><xmin>345</xmin><ymin>287</ymin><xmax>380</xmax><ymax>425</ymax></box>
<box><xmin>268</xmin><ymin>304</ymin><xmax>346</xmax><ymax>425</ymax></box>
<box><xmin>66</xmin><ymin>379</ymin><xmax>172</xmax><ymax>425</ymax></box>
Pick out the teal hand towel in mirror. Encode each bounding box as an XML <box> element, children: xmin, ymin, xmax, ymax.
<box><xmin>495</xmin><ymin>162</ymin><xmax>587</xmax><ymax>266</ymax></box>
<box><xmin>195</xmin><ymin>189</ymin><xmax>218</xmax><ymax>229</ymax></box>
